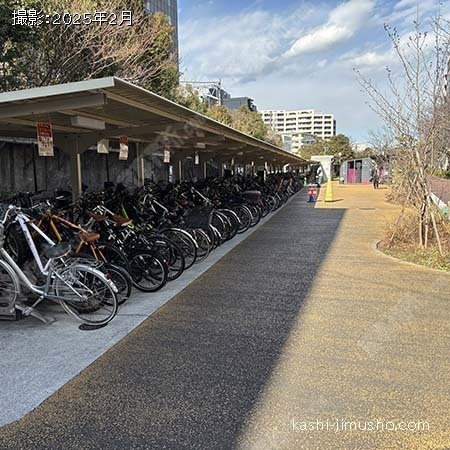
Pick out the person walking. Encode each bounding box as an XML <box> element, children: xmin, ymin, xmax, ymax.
<box><xmin>371</xmin><ymin>165</ymin><xmax>380</xmax><ymax>189</ymax></box>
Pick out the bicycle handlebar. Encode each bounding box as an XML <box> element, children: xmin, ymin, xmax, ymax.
<box><xmin>0</xmin><ymin>205</ymin><xmax>36</xmax><ymax>225</ymax></box>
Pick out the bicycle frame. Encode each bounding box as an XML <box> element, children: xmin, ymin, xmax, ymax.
<box><xmin>36</xmin><ymin>212</ymin><xmax>109</xmax><ymax>263</ymax></box>
<box><xmin>1</xmin><ymin>212</ymin><xmax>88</xmax><ymax>303</ymax></box>
<box><xmin>0</xmin><ymin>246</ymin><xmax>49</xmax><ymax>297</ymax></box>
<box><xmin>16</xmin><ymin>212</ymin><xmax>56</xmax><ymax>276</ymax></box>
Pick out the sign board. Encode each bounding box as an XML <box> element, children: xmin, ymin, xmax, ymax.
<box><xmin>119</xmin><ymin>136</ymin><xmax>128</xmax><ymax>160</ymax></box>
<box><xmin>97</xmin><ymin>139</ymin><xmax>109</xmax><ymax>154</ymax></box>
<box><xmin>163</xmin><ymin>146</ymin><xmax>171</xmax><ymax>163</ymax></box>
<box><xmin>36</xmin><ymin>122</ymin><xmax>54</xmax><ymax>157</ymax></box>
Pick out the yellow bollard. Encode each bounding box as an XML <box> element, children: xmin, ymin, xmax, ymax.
<box><xmin>324</xmin><ymin>181</ymin><xmax>334</xmax><ymax>202</ymax></box>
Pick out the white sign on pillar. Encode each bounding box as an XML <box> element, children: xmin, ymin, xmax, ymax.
<box><xmin>97</xmin><ymin>139</ymin><xmax>109</xmax><ymax>154</ymax></box>
<box><xmin>194</xmin><ymin>151</ymin><xmax>200</xmax><ymax>165</ymax></box>
<box><xmin>119</xmin><ymin>136</ymin><xmax>129</xmax><ymax>160</ymax></box>
<box><xmin>36</xmin><ymin>122</ymin><xmax>54</xmax><ymax>157</ymax></box>
<box><xmin>163</xmin><ymin>146</ymin><xmax>171</xmax><ymax>163</ymax></box>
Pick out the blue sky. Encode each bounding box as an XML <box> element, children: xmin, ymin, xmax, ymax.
<box><xmin>178</xmin><ymin>0</ymin><xmax>450</xmax><ymax>144</ymax></box>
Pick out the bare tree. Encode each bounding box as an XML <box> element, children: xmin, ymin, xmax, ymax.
<box><xmin>356</xmin><ymin>17</ymin><xmax>450</xmax><ymax>253</ymax></box>
<box><xmin>10</xmin><ymin>0</ymin><xmax>178</xmax><ymax>92</ymax></box>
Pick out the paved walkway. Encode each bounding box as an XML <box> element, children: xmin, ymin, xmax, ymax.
<box><xmin>430</xmin><ymin>175</ymin><xmax>450</xmax><ymax>206</ymax></box>
<box><xmin>0</xmin><ymin>185</ymin><xmax>449</xmax><ymax>449</ymax></box>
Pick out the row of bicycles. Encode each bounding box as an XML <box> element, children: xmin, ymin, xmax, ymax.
<box><xmin>0</xmin><ymin>173</ymin><xmax>302</xmax><ymax>327</ymax></box>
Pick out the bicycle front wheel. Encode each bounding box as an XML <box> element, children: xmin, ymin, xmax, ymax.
<box><xmin>160</xmin><ymin>229</ymin><xmax>197</xmax><ymax>270</ymax></box>
<box><xmin>129</xmin><ymin>252</ymin><xmax>168</xmax><ymax>292</ymax></box>
<box><xmin>0</xmin><ymin>260</ymin><xmax>20</xmax><ymax>316</ymax></box>
<box><xmin>55</xmin><ymin>264</ymin><xmax>118</xmax><ymax>326</ymax></box>
<box><xmin>103</xmin><ymin>263</ymin><xmax>132</xmax><ymax>306</ymax></box>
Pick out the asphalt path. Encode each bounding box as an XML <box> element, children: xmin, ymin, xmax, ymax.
<box><xmin>0</xmin><ymin>191</ymin><xmax>345</xmax><ymax>449</ymax></box>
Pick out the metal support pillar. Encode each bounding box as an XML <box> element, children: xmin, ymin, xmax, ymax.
<box><xmin>178</xmin><ymin>159</ymin><xmax>183</xmax><ymax>181</ymax></box>
<box><xmin>136</xmin><ymin>143</ymin><xmax>145</xmax><ymax>187</ymax></box>
<box><xmin>69</xmin><ymin>140</ymin><xmax>82</xmax><ymax>201</ymax></box>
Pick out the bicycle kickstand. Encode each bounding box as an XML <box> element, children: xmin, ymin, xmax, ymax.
<box><xmin>15</xmin><ymin>301</ymin><xmax>56</xmax><ymax>325</ymax></box>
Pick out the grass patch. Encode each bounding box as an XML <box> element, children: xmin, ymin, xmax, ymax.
<box><xmin>381</xmin><ymin>245</ymin><xmax>450</xmax><ymax>272</ymax></box>
<box><xmin>379</xmin><ymin>211</ymin><xmax>450</xmax><ymax>272</ymax></box>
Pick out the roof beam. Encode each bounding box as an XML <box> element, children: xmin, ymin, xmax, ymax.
<box><xmin>81</xmin><ymin>122</ymin><xmax>188</xmax><ymax>140</ymax></box>
<box><xmin>60</xmin><ymin>109</ymin><xmax>136</xmax><ymax>128</ymax></box>
<box><xmin>0</xmin><ymin>93</ymin><xmax>106</xmax><ymax>120</ymax></box>
<box><xmin>0</xmin><ymin>117</ymin><xmax>89</xmax><ymax>134</ymax></box>
<box><xmin>105</xmin><ymin>91</ymin><xmax>279</xmax><ymax>151</ymax></box>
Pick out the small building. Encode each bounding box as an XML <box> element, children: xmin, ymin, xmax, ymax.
<box><xmin>340</xmin><ymin>157</ymin><xmax>374</xmax><ymax>184</ymax></box>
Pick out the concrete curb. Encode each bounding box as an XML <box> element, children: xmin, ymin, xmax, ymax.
<box><xmin>371</xmin><ymin>240</ymin><xmax>450</xmax><ymax>276</ymax></box>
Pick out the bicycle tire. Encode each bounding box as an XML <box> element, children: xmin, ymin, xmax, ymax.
<box><xmin>104</xmin><ymin>263</ymin><xmax>132</xmax><ymax>306</ymax></box>
<box><xmin>129</xmin><ymin>251</ymin><xmax>168</xmax><ymax>292</ymax></box>
<box><xmin>233</xmin><ymin>205</ymin><xmax>252</xmax><ymax>234</ymax></box>
<box><xmin>65</xmin><ymin>253</ymin><xmax>132</xmax><ymax>306</ymax></box>
<box><xmin>189</xmin><ymin>229</ymin><xmax>211</xmax><ymax>263</ymax></box>
<box><xmin>56</xmin><ymin>264</ymin><xmax>118</xmax><ymax>326</ymax></box>
<box><xmin>95</xmin><ymin>242</ymin><xmax>131</xmax><ymax>273</ymax></box>
<box><xmin>0</xmin><ymin>259</ymin><xmax>20</xmax><ymax>317</ymax></box>
<box><xmin>139</xmin><ymin>233</ymin><xmax>185</xmax><ymax>282</ymax></box>
<box><xmin>160</xmin><ymin>228</ymin><xmax>197</xmax><ymax>270</ymax></box>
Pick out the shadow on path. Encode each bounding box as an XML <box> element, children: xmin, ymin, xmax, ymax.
<box><xmin>0</xmin><ymin>194</ymin><xmax>345</xmax><ymax>449</ymax></box>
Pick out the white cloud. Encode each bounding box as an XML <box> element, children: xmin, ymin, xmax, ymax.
<box><xmin>284</xmin><ymin>0</ymin><xmax>375</xmax><ymax>57</ymax></box>
<box><xmin>180</xmin><ymin>5</ymin><xmax>316</xmax><ymax>82</ymax></box>
<box><xmin>384</xmin><ymin>0</ymin><xmax>444</xmax><ymax>27</ymax></box>
<box><xmin>351</xmin><ymin>51</ymin><xmax>393</xmax><ymax>67</ymax></box>
<box><xmin>340</xmin><ymin>48</ymin><xmax>396</xmax><ymax>69</ymax></box>
<box><xmin>178</xmin><ymin>0</ymin><xmax>448</xmax><ymax>142</ymax></box>
<box><xmin>394</xmin><ymin>0</ymin><xmax>419</xmax><ymax>11</ymax></box>
<box><xmin>284</xmin><ymin>24</ymin><xmax>353</xmax><ymax>56</ymax></box>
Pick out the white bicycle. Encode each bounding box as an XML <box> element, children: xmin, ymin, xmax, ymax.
<box><xmin>0</xmin><ymin>205</ymin><xmax>118</xmax><ymax>326</ymax></box>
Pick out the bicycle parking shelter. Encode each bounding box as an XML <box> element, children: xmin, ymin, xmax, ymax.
<box><xmin>0</xmin><ymin>77</ymin><xmax>308</xmax><ymax>200</ymax></box>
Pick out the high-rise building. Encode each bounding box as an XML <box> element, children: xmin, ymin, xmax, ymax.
<box><xmin>260</xmin><ymin>109</ymin><xmax>336</xmax><ymax>153</ymax></box>
<box><xmin>223</xmin><ymin>97</ymin><xmax>257</xmax><ymax>111</ymax></box>
<box><xmin>145</xmin><ymin>0</ymin><xmax>179</xmax><ymax>62</ymax></box>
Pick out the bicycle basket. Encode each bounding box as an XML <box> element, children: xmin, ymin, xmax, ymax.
<box><xmin>183</xmin><ymin>206</ymin><xmax>213</xmax><ymax>230</ymax></box>
<box><xmin>242</xmin><ymin>191</ymin><xmax>261</xmax><ymax>204</ymax></box>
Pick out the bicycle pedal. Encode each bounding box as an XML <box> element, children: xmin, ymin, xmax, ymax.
<box><xmin>22</xmin><ymin>307</ymin><xmax>34</xmax><ymax>316</ymax></box>
<box><xmin>15</xmin><ymin>303</ymin><xmax>32</xmax><ymax>316</ymax></box>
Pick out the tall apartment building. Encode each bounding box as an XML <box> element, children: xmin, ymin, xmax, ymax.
<box><xmin>260</xmin><ymin>109</ymin><xmax>336</xmax><ymax>153</ymax></box>
<box><xmin>145</xmin><ymin>0</ymin><xmax>179</xmax><ymax>62</ymax></box>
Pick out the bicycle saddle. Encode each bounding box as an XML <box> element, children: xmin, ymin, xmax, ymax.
<box><xmin>85</xmin><ymin>211</ymin><xmax>107</xmax><ymax>222</ymax></box>
<box><xmin>113</xmin><ymin>215</ymin><xmax>132</xmax><ymax>227</ymax></box>
<box><xmin>79</xmin><ymin>231</ymin><xmax>100</xmax><ymax>243</ymax></box>
<box><xmin>42</xmin><ymin>243</ymin><xmax>71</xmax><ymax>260</ymax></box>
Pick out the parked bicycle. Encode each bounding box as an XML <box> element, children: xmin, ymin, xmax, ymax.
<box><xmin>0</xmin><ymin>205</ymin><xmax>118</xmax><ymax>325</ymax></box>
<box><xmin>0</xmin><ymin>172</ymin><xmax>303</xmax><ymax>326</ymax></box>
